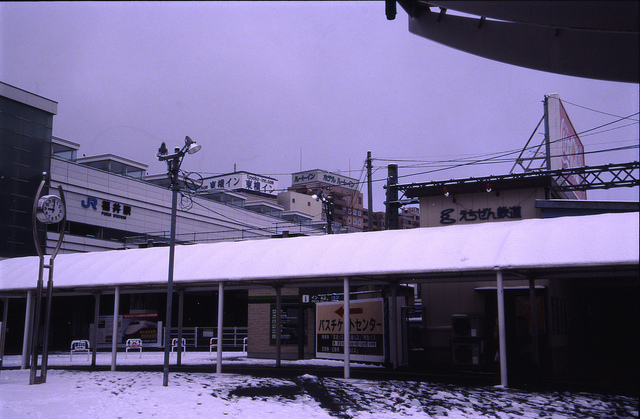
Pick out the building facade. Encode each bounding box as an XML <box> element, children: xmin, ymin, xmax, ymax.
<box><xmin>0</xmin><ymin>82</ymin><xmax>58</xmax><ymax>258</ymax></box>
<box><xmin>47</xmin><ymin>143</ymin><xmax>321</xmax><ymax>254</ymax></box>
<box><xmin>289</xmin><ymin>169</ymin><xmax>366</xmax><ymax>232</ymax></box>
<box><xmin>399</xmin><ymin>175</ymin><xmax>639</xmax><ymax>386</ymax></box>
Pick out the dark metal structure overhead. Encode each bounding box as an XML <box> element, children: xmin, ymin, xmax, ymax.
<box><xmin>397</xmin><ymin>1</ymin><xmax>639</xmax><ymax>83</ymax></box>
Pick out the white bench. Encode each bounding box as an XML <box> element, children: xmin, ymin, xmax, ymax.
<box><xmin>125</xmin><ymin>338</ymin><xmax>143</xmax><ymax>358</ymax></box>
<box><xmin>171</xmin><ymin>338</ymin><xmax>186</xmax><ymax>355</ymax></box>
<box><xmin>70</xmin><ymin>339</ymin><xmax>90</xmax><ymax>361</ymax></box>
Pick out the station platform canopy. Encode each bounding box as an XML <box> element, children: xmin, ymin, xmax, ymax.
<box><xmin>1</xmin><ymin>212</ymin><xmax>637</xmax><ymax>295</ymax></box>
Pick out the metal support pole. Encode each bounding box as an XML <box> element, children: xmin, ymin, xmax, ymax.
<box><xmin>216</xmin><ymin>282</ymin><xmax>224</xmax><ymax>374</ymax></box>
<box><xmin>29</xmin><ymin>257</ymin><xmax>45</xmax><ymax>385</ymax></box>
<box><xmin>543</xmin><ymin>95</ymin><xmax>552</xmax><ymax>172</ymax></box>
<box><xmin>91</xmin><ymin>293</ymin><xmax>100</xmax><ymax>367</ymax></box>
<box><xmin>367</xmin><ymin>150</ymin><xmax>373</xmax><ymax>231</ymax></box>
<box><xmin>111</xmin><ymin>286</ymin><xmax>120</xmax><ymax>372</ymax></box>
<box><xmin>343</xmin><ymin>277</ymin><xmax>351</xmax><ymax>379</ymax></box>
<box><xmin>177</xmin><ymin>290</ymin><xmax>184</xmax><ymax>366</ymax></box>
<box><xmin>163</xmin><ymin>176</ymin><xmax>179</xmax><ymax>386</ymax></box>
<box><xmin>385</xmin><ymin>164</ymin><xmax>399</xmax><ymax>230</ymax></box>
<box><xmin>21</xmin><ymin>291</ymin><xmax>33</xmax><ymax>369</ymax></box>
<box><xmin>40</xmin><ymin>260</ymin><xmax>55</xmax><ymax>381</ymax></box>
<box><xmin>390</xmin><ymin>282</ymin><xmax>398</xmax><ymax>370</ymax></box>
<box><xmin>529</xmin><ymin>278</ymin><xmax>540</xmax><ymax>370</ymax></box>
<box><xmin>496</xmin><ymin>268</ymin><xmax>508</xmax><ymax>387</ymax></box>
<box><xmin>0</xmin><ymin>298</ymin><xmax>8</xmax><ymax>369</ymax></box>
<box><xmin>275</xmin><ymin>286</ymin><xmax>282</xmax><ymax>368</ymax></box>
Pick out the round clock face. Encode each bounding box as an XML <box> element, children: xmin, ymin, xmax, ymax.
<box><xmin>36</xmin><ymin>195</ymin><xmax>66</xmax><ymax>224</ymax></box>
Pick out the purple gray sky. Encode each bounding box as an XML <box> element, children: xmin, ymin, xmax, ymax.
<box><xmin>2</xmin><ymin>2</ymin><xmax>638</xmax><ymax>210</ymax></box>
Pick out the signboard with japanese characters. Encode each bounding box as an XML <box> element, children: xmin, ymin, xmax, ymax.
<box><xmin>419</xmin><ymin>189</ymin><xmax>542</xmax><ymax>227</ymax></box>
<box><xmin>316</xmin><ymin>298</ymin><xmax>385</xmax><ymax>363</ymax></box>
<box><xmin>81</xmin><ymin>195</ymin><xmax>132</xmax><ymax>220</ymax></box>
<box><xmin>270</xmin><ymin>304</ymin><xmax>306</xmax><ymax>345</ymax></box>
<box><xmin>201</xmin><ymin>171</ymin><xmax>278</xmax><ymax>195</ymax></box>
<box><xmin>292</xmin><ymin>169</ymin><xmax>359</xmax><ymax>191</ymax></box>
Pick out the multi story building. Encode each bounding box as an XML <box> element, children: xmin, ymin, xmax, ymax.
<box><xmin>0</xmin><ymin>82</ymin><xmax>57</xmax><ymax>258</ymax></box>
<box><xmin>288</xmin><ymin>169</ymin><xmax>365</xmax><ymax>232</ymax></box>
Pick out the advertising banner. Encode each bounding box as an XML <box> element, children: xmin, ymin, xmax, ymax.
<box><xmin>91</xmin><ymin>312</ymin><xmax>162</xmax><ymax>348</ymax></box>
<box><xmin>316</xmin><ymin>298</ymin><xmax>385</xmax><ymax>363</ymax></box>
<box><xmin>547</xmin><ymin>94</ymin><xmax>587</xmax><ymax>199</ymax></box>
<box><xmin>121</xmin><ymin>312</ymin><xmax>160</xmax><ymax>345</ymax></box>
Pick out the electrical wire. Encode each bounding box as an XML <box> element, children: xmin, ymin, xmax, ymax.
<box><xmin>560</xmin><ymin>99</ymin><xmax>640</xmax><ymax>121</ymax></box>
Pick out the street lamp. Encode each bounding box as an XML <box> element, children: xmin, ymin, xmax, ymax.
<box><xmin>312</xmin><ymin>191</ymin><xmax>334</xmax><ymax>234</ymax></box>
<box><xmin>157</xmin><ymin>136</ymin><xmax>202</xmax><ymax>386</ymax></box>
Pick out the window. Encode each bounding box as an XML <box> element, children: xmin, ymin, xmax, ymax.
<box><xmin>292</xmin><ymin>198</ymin><xmax>296</xmax><ymax>203</ymax></box>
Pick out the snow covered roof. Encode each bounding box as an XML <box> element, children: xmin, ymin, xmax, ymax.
<box><xmin>1</xmin><ymin>212</ymin><xmax>638</xmax><ymax>293</ymax></box>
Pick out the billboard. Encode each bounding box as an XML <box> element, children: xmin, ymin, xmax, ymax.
<box><xmin>292</xmin><ymin>169</ymin><xmax>359</xmax><ymax>191</ymax></box>
<box><xmin>316</xmin><ymin>298</ymin><xmax>385</xmax><ymax>363</ymax></box>
<box><xmin>201</xmin><ymin>171</ymin><xmax>278</xmax><ymax>195</ymax></box>
<box><xmin>91</xmin><ymin>312</ymin><xmax>162</xmax><ymax>348</ymax></box>
<box><xmin>547</xmin><ymin>94</ymin><xmax>587</xmax><ymax>199</ymax></box>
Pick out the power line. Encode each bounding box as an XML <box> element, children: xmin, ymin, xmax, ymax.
<box><xmin>561</xmin><ymin>99</ymin><xmax>640</xmax><ymax>121</ymax></box>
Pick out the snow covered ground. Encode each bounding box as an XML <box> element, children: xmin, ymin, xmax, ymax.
<box><xmin>1</xmin><ymin>352</ymin><xmax>637</xmax><ymax>418</ymax></box>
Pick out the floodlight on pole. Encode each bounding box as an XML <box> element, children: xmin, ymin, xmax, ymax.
<box><xmin>157</xmin><ymin>136</ymin><xmax>201</xmax><ymax>387</ymax></box>
<box><xmin>312</xmin><ymin>191</ymin><xmax>334</xmax><ymax>234</ymax></box>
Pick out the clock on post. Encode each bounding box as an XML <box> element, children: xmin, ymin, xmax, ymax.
<box><xmin>36</xmin><ymin>194</ymin><xmax>66</xmax><ymax>224</ymax></box>
<box><xmin>30</xmin><ymin>175</ymin><xmax>68</xmax><ymax>385</ymax></box>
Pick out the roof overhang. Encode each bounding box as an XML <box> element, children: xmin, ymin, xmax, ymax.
<box><xmin>1</xmin><ymin>212</ymin><xmax>637</xmax><ymax>297</ymax></box>
<box><xmin>401</xmin><ymin>1</ymin><xmax>639</xmax><ymax>83</ymax></box>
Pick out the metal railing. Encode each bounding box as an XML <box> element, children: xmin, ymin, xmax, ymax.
<box><xmin>167</xmin><ymin>326</ymin><xmax>248</xmax><ymax>350</ymax></box>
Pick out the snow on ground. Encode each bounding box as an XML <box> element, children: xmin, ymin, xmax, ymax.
<box><xmin>1</xmin><ymin>352</ymin><xmax>638</xmax><ymax>418</ymax></box>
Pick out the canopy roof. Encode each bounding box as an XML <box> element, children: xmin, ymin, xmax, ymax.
<box><xmin>1</xmin><ymin>212</ymin><xmax>638</xmax><ymax>294</ymax></box>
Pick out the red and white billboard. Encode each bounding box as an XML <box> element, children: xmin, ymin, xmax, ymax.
<box><xmin>547</xmin><ymin>94</ymin><xmax>587</xmax><ymax>199</ymax></box>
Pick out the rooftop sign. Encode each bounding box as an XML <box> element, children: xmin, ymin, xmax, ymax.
<box><xmin>292</xmin><ymin>169</ymin><xmax>359</xmax><ymax>191</ymax></box>
<box><xmin>201</xmin><ymin>171</ymin><xmax>278</xmax><ymax>195</ymax></box>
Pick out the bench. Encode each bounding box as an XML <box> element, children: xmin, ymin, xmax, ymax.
<box><xmin>125</xmin><ymin>338</ymin><xmax>143</xmax><ymax>358</ymax></box>
<box><xmin>70</xmin><ymin>339</ymin><xmax>90</xmax><ymax>361</ymax></box>
<box><xmin>171</xmin><ymin>337</ymin><xmax>186</xmax><ymax>355</ymax></box>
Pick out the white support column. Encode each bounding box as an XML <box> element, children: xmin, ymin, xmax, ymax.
<box><xmin>496</xmin><ymin>268</ymin><xmax>508</xmax><ymax>387</ymax></box>
<box><xmin>275</xmin><ymin>286</ymin><xmax>282</xmax><ymax>368</ymax></box>
<box><xmin>216</xmin><ymin>282</ymin><xmax>224</xmax><ymax>374</ymax></box>
<box><xmin>21</xmin><ymin>291</ymin><xmax>34</xmax><ymax>369</ymax></box>
<box><xmin>91</xmin><ymin>293</ymin><xmax>100</xmax><ymax>367</ymax></box>
<box><xmin>111</xmin><ymin>286</ymin><xmax>120</xmax><ymax>372</ymax></box>
<box><xmin>343</xmin><ymin>277</ymin><xmax>350</xmax><ymax>379</ymax></box>
<box><xmin>177</xmin><ymin>290</ymin><xmax>184</xmax><ymax>366</ymax></box>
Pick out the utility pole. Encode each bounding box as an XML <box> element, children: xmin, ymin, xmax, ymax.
<box><xmin>385</xmin><ymin>164</ymin><xmax>399</xmax><ymax>230</ymax></box>
<box><xmin>367</xmin><ymin>151</ymin><xmax>373</xmax><ymax>231</ymax></box>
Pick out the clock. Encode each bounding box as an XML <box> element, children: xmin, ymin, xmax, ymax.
<box><xmin>36</xmin><ymin>194</ymin><xmax>66</xmax><ymax>224</ymax></box>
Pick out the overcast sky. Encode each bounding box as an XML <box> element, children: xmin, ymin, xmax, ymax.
<box><xmin>2</xmin><ymin>1</ymin><xmax>638</xmax><ymax>210</ymax></box>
